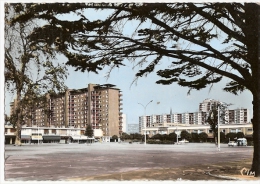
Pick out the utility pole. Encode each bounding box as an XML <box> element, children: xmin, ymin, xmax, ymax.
<box><xmin>38</xmin><ymin>123</ymin><xmax>39</xmax><ymax>145</ymax></box>
<box><xmin>138</xmin><ymin>100</ymin><xmax>153</xmax><ymax>145</ymax></box>
<box><xmin>217</xmin><ymin>105</ymin><xmax>220</xmax><ymax>151</ymax></box>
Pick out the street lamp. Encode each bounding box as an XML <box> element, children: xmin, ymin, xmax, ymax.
<box><xmin>138</xmin><ymin>100</ymin><xmax>153</xmax><ymax>145</ymax></box>
<box><xmin>217</xmin><ymin>104</ymin><xmax>220</xmax><ymax>151</ymax></box>
<box><xmin>176</xmin><ymin>125</ymin><xmax>179</xmax><ymax>145</ymax></box>
<box><xmin>37</xmin><ymin>123</ymin><xmax>39</xmax><ymax>145</ymax></box>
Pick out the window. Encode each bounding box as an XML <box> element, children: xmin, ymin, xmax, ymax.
<box><xmin>230</xmin><ymin>129</ymin><xmax>236</xmax><ymax>133</ymax></box>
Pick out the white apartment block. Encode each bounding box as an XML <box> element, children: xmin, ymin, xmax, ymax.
<box><xmin>139</xmin><ymin>99</ymin><xmax>250</xmax><ymax>133</ymax></box>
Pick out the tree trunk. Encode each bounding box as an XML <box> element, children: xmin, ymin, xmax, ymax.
<box><xmin>14</xmin><ymin>91</ymin><xmax>22</xmax><ymax>146</ymax></box>
<box><xmin>15</xmin><ymin>120</ymin><xmax>21</xmax><ymax>146</ymax></box>
<box><xmin>252</xmin><ymin>96</ymin><xmax>260</xmax><ymax>177</ymax></box>
<box><xmin>245</xmin><ymin>3</ymin><xmax>260</xmax><ymax>177</ymax></box>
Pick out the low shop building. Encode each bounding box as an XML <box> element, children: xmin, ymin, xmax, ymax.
<box><xmin>31</xmin><ymin>133</ymin><xmax>43</xmax><ymax>144</ymax></box>
<box><xmin>43</xmin><ymin>135</ymin><xmax>61</xmax><ymax>143</ymax></box>
<box><xmin>21</xmin><ymin>135</ymin><xmax>31</xmax><ymax>144</ymax></box>
<box><xmin>4</xmin><ymin>125</ymin><xmax>102</xmax><ymax>144</ymax></box>
<box><xmin>71</xmin><ymin>135</ymin><xmax>94</xmax><ymax>144</ymax></box>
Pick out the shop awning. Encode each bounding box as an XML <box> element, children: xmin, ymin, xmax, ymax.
<box><xmin>60</xmin><ymin>135</ymin><xmax>70</xmax><ymax>139</ymax></box>
<box><xmin>21</xmin><ymin>135</ymin><xmax>31</xmax><ymax>140</ymax></box>
<box><xmin>4</xmin><ymin>135</ymin><xmax>16</xmax><ymax>138</ymax></box>
<box><xmin>31</xmin><ymin>135</ymin><xmax>43</xmax><ymax>141</ymax></box>
<box><xmin>43</xmin><ymin>135</ymin><xmax>61</xmax><ymax>141</ymax></box>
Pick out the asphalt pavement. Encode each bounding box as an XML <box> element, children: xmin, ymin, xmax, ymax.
<box><xmin>4</xmin><ymin>142</ymin><xmax>254</xmax><ymax>181</ymax></box>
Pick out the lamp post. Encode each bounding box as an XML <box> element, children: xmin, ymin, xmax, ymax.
<box><xmin>176</xmin><ymin>125</ymin><xmax>179</xmax><ymax>144</ymax></box>
<box><xmin>38</xmin><ymin>123</ymin><xmax>39</xmax><ymax>145</ymax></box>
<box><xmin>138</xmin><ymin>100</ymin><xmax>153</xmax><ymax>145</ymax></box>
<box><xmin>217</xmin><ymin>105</ymin><xmax>220</xmax><ymax>151</ymax></box>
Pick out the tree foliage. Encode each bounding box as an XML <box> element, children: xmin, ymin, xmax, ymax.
<box><xmin>168</xmin><ymin>132</ymin><xmax>177</xmax><ymax>141</ymax></box>
<box><xmin>10</xmin><ymin>3</ymin><xmax>253</xmax><ymax>94</ymax></box>
<box><xmin>129</xmin><ymin>133</ymin><xmax>142</xmax><ymax>140</ymax></box>
<box><xmin>85</xmin><ymin>125</ymin><xmax>94</xmax><ymax>137</ymax></box>
<box><xmin>206</xmin><ymin>105</ymin><xmax>218</xmax><ymax>141</ymax></box>
<box><xmin>5</xmin><ymin>4</ymin><xmax>68</xmax><ymax>145</ymax></box>
<box><xmin>198</xmin><ymin>132</ymin><xmax>208</xmax><ymax>142</ymax></box>
<box><xmin>191</xmin><ymin>132</ymin><xmax>199</xmax><ymax>142</ymax></box>
<box><xmin>151</xmin><ymin>133</ymin><xmax>162</xmax><ymax>140</ymax></box>
<box><xmin>112</xmin><ymin>135</ymin><xmax>118</xmax><ymax>139</ymax></box>
<box><xmin>180</xmin><ymin>130</ymin><xmax>191</xmax><ymax>141</ymax></box>
<box><xmin>236</xmin><ymin>132</ymin><xmax>245</xmax><ymax>139</ymax></box>
<box><xmin>120</xmin><ymin>132</ymin><xmax>131</xmax><ymax>140</ymax></box>
<box><xmin>220</xmin><ymin>132</ymin><xmax>225</xmax><ymax>143</ymax></box>
<box><xmin>226</xmin><ymin>132</ymin><xmax>237</xmax><ymax>141</ymax></box>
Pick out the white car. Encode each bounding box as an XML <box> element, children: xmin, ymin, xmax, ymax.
<box><xmin>179</xmin><ymin>139</ymin><xmax>189</xmax><ymax>144</ymax></box>
<box><xmin>228</xmin><ymin>141</ymin><xmax>237</xmax><ymax>147</ymax></box>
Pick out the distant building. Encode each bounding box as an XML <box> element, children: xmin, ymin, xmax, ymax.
<box><xmin>139</xmin><ymin>99</ymin><xmax>251</xmax><ymax>133</ymax></box>
<box><xmin>143</xmin><ymin>123</ymin><xmax>253</xmax><ymax>140</ymax></box>
<box><xmin>127</xmin><ymin>124</ymin><xmax>139</xmax><ymax>134</ymax></box>
<box><xmin>121</xmin><ymin>114</ymin><xmax>127</xmax><ymax>133</ymax></box>
<box><xmin>10</xmin><ymin>83</ymin><xmax>123</xmax><ymax>137</ymax></box>
<box><xmin>199</xmin><ymin>98</ymin><xmax>220</xmax><ymax>112</ymax></box>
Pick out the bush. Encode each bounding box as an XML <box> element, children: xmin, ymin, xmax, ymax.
<box><xmin>191</xmin><ymin>133</ymin><xmax>199</xmax><ymax>142</ymax></box>
<box><xmin>147</xmin><ymin>140</ymin><xmax>174</xmax><ymax>144</ymax></box>
<box><xmin>198</xmin><ymin>132</ymin><xmax>208</xmax><ymax>142</ymax></box>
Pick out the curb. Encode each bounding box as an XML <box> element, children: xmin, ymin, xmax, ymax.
<box><xmin>205</xmin><ymin>172</ymin><xmax>243</xmax><ymax>180</ymax></box>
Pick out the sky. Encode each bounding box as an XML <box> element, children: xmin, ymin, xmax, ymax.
<box><xmin>64</xmin><ymin>61</ymin><xmax>253</xmax><ymax>124</ymax></box>
<box><xmin>3</xmin><ymin>1</ymin><xmax>254</xmax><ymax>126</ymax></box>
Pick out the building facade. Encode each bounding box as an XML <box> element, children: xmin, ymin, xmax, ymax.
<box><xmin>10</xmin><ymin>83</ymin><xmax>123</xmax><ymax>137</ymax></box>
<box><xmin>121</xmin><ymin>114</ymin><xmax>127</xmax><ymax>133</ymax></box>
<box><xmin>139</xmin><ymin>99</ymin><xmax>251</xmax><ymax>133</ymax></box>
<box><xmin>143</xmin><ymin>123</ymin><xmax>253</xmax><ymax>139</ymax></box>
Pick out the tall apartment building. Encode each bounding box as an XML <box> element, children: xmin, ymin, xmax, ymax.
<box><xmin>139</xmin><ymin>99</ymin><xmax>250</xmax><ymax>132</ymax></box>
<box><xmin>199</xmin><ymin>98</ymin><xmax>220</xmax><ymax>112</ymax></box>
<box><xmin>10</xmin><ymin>83</ymin><xmax>123</xmax><ymax>137</ymax></box>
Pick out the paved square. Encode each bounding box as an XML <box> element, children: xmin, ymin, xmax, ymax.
<box><xmin>5</xmin><ymin>142</ymin><xmax>253</xmax><ymax>181</ymax></box>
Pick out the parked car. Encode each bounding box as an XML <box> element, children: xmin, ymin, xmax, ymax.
<box><xmin>179</xmin><ymin>139</ymin><xmax>189</xmax><ymax>144</ymax></box>
<box><xmin>237</xmin><ymin>138</ymin><xmax>247</xmax><ymax>146</ymax></box>
<box><xmin>228</xmin><ymin>141</ymin><xmax>237</xmax><ymax>147</ymax></box>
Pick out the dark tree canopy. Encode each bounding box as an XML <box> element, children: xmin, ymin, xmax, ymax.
<box><xmin>180</xmin><ymin>130</ymin><xmax>191</xmax><ymax>141</ymax></box>
<box><xmin>112</xmin><ymin>135</ymin><xmax>118</xmax><ymax>139</ymax></box>
<box><xmin>11</xmin><ymin>3</ymin><xmax>254</xmax><ymax>94</ymax></box>
<box><xmin>198</xmin><ymin>132</ymin><xmax>208</xmax><ymax>142</ymax></box>
<box><xmin>5</xmin><ymin>4</ymin><xmax>68</xmax><ymax>145</ymax></box>
<box><xmin>85</xmin><ymin>125</ymin><xmax>94</xmax><ymax>137</ymax></box>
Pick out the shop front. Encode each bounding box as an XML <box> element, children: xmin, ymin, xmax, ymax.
<box><xmin>21</xmin><ymin>135</ymin><xmax>31</xmax><ymax>144</ymax></box>
<box><xmin>43</xmin><ymin>135</ymin><xmax>61</xmax><ymax>143</ymax></box>
<box><xmin>31</xmin><ymin>133</ymin><xmax>43</xmax><ymax>144</ymax></box>
<box><xmin>71</xmin><ymin>136</ymin><xmax>94</xmax><ymax>144</ymax></box>
<box><xmin>5</xmin><ymin>135</ymin><xmax>16</xmax><ymax>144</ymax></box>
